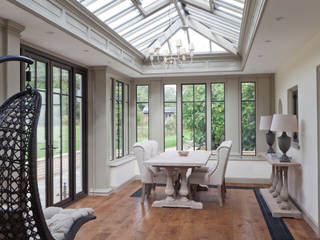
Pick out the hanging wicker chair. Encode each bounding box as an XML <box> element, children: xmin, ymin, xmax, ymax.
<box><xmin>0</xmin><ymin>56</ymin><xmax>95</xmax><ymax>240</ymax></box>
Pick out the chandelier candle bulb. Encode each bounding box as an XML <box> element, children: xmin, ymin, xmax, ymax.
<box><xmin>189</xmin><ymin>43</ymin><xmax>195</xmax><ymax>51</ymax></box>
<box><xmin>154</xmin><ymin>40</ymin><xmax>161</xmax><ymax>51</ymax></box>
<box><xmin>149</xmin><ymin>47</ymin><xmax>154</xmax><ymax>55</ymax></box>
<box><xmin>176</xmin><ymin>39</ymin><xmax>182</xmax><ymax>48</ymax></box>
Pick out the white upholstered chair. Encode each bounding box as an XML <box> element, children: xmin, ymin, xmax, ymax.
<box><xmin>188</xmin><ymin>140</ymin><xmax>232</xmax><ymax>206</ymax></box>
<box><xmin>133</xmin><ymin>140</ymin><xmax>168</xmax><ymax>203</ymax></box>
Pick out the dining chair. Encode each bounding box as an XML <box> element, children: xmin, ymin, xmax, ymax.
<box><xmin>188</xmin><ymin>140</ymin><xmax>232</xmax><ymax>206</ymax></box>
<box><xmin>133</xmin><ymin>140</ymin><xmax>181</xmax><ymax>203</ymax></box>
<box><xmin>133</xmin><ymin>140</ymin><xmax>167</xmax><ymax>203</ymax></box>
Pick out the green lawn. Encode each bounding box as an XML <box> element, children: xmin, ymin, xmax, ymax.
<box><xmin>165</xmin><ymin>134</ymin><xmax>176</xmax><ymax>149</ymax></box>
<box><xmin>37</xmin><ymin>125</ymin><xmax>81</xmax><ymax>159</ymax></box>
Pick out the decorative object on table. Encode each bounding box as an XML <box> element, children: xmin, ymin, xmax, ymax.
<box><xmin>0</xmin><ymin>55</ymin><xmax>96</xmax><ymax>240</ymax></box>
<box><xmin>178</xmin><ymin>151</ymin><xmax>189</xmax><ymax>157</ymax></box>
<box><xmin>259</xmin><ymin>115</ymin><xmax>275</xmax><ymax>153</ymax></box>
<box><xmin>270</xmin><ymin>114</ymin><xmax>298</xmax><ymax>162</ymax></box>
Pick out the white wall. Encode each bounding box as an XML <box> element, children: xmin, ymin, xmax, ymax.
<box><xmin>275</xmin><ymin>31</ymin><xmax>320</xmax><ymax>230</ymax></box>
<box><xmin>0</xmin><ymin>19</ymin><xmax>24</xmax><ymax>102</ymax></box>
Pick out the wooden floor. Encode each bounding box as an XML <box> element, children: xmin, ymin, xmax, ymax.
<box><xmin>70</xmin><ymin>181</ymin><xmax>319</xmax><ymax>240</ymax></box>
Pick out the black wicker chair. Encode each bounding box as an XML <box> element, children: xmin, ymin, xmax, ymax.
<box><xmin>0</xmin><ymin>56</ymin><xmax>95</xmax><ymax>240</ymax></box>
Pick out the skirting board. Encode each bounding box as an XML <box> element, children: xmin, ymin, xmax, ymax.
<box><xmin>290</xmin><ymin>197</ymin><xmax>320</xmax><ymax>237</ymax></box>
<box><xmin>225</xmin><ymin>177</ymin><xmax>271</xmax><ymax>184</ymax></box>
<box><xmin>89</xmin><ymin>187</ymin><xmax>113</xmax><ymax>196</ymax></box>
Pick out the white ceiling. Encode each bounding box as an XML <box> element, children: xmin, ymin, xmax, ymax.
<box><xmin>1</xmin><ymin>0</ymin><xmax>320</xmax><ymax>77</ymax></box>
<box><xmin>244</xmin><ymin>0</ymin><xmax>320</xmax><ymax>74</ymax></box>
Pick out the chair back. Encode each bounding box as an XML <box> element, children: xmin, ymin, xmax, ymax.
<box><xmin>133</xmin><ymin>140</ymin><xmax>158</xmax><ymax>183</ymax></box>
<box><xmin>209</xmin><ymin>140</ymin><xmax>232</xmax><ymax>185</ymax></box>
<box><xmin>0</xmin><ymin>90</ymin><xmax>54</xmax><ymax>240</ymax></box>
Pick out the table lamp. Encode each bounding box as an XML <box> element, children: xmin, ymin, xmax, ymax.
<box><xmin>259</xmin><ymin>115</ymin><xmax>275</xmax><ymax>153</ymax></box>
<box><xmin>270</xmin><ymin>114</ymin><xmax>298</xmax><ymax>162</ymax></box>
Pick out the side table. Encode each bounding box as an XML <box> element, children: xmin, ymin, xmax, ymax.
<box><xmin>259</xmin><ymin>152</ymin><xmax>301</xmax><ymax>218</ymax></box>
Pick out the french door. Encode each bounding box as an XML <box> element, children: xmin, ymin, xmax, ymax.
<box><xmin>21</xmin><ymin>47</ymin><xmax>87</xmax><ymax>207</ymax></box>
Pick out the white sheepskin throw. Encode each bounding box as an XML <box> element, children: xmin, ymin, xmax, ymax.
<box><xmin>43</xmin><ymin>207</ymin><xmax>94</xmax><ymax>240</ymax></box>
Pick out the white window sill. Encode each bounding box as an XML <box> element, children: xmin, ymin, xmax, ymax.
<box><xmin>109</xmin><ymin>155</ymin><xmax>136</xmax><ymax>167</ymax></box>
<box><xmin>210</xmin><ymin>154</ymin><xmax>264</xmax><ymax>161</ymax></box>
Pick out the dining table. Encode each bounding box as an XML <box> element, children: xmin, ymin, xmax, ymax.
<box><xmin>144</xmin><ymin>150</ymin><xmax>211</xmax><ymax>210</ymax></box>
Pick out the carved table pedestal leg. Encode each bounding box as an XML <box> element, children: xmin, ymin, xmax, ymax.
<box><xmin>280</xmin><ymin>167</ymin><xmax>290</xmax><ymax>210</ymax></box>
<box><xmin>276</xmin><ymin>167</ymin><xmax>283</xmax><ymax>203</ymax></box>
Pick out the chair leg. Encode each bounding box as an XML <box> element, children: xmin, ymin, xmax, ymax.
<box><xmin>218</xmin><ymin>185</ymin><xmax>223</xmax><ymax>207</ymax></box>
<box><xmin>141</xmin><ymin>184</ymin><xmax>146</xmax><ymax>203</ymax></box>
<box><xmin>147</xmin><ymin>184</ymin><xmax>152</xmax><ymax>198</ymax></box>
<box><xmin>152</xmin><ymin>183</ymin><xmax>156</xmax><ymax>191</ymax></box>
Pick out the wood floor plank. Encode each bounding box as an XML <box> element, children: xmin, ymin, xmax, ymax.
<box><xmin>69</xmin><ymin>181</ymin><xmax>319</xmax><ymax>240</ymax></box>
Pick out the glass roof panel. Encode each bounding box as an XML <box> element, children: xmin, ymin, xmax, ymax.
<box><xmin>188</xmin><ymin>28</ymin><xmax>210</xmax><ymax>53</ymax></box>
<box><xmin>85</xmin><ymin>0</ymin><xmax>115</xmax><ymax>12</ymax></box>
<box><xmin>108</xmin><ymin>8</ymin><xmax>140</xmax><ymax>29</ymax></box>
<box><xmin>97</xmin><ymin>1</ymin><xmax>134</xmax><ymax>22</ymax></box>
<box><xmin>168</xmin><ymin>29</ymin><xmax>189</xmax><ymax>54</ymax></box>
<box><xmin>140</xmin><ymin>0</ymin><xmax>160</xmax><ymax>8</ymax></box>
<box><xmin>77</xmin><ymin>0</ymin><xmax>245</xmax><ymax>56</ymax></box>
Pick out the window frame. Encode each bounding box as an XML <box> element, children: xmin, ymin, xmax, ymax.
<box><xmin>136</xmin><ymin>84</ymin><xmax>150</xmax><ymax>142</ymax></box>
<box><xmin>210</xmin><ymin>82</ymin><xmax>226</xmax><ymax>151</ymax></box>
<box><xmin>112</xmin><ymin>79</ymin><xmax>125</xmax><ymax>159</ymax></box>
<box><xmin>163</xmin><ymin>84</ymin><xmax>178</xmax><ymax>151</ymax></box>
<box><xmin>240</xmin><ymin>81</ymin><xmax>256</xmax><ymax>156</ymax></box>
<box><xmin>181</xmin><ymin>83</ymin><xmax>207</xmax><ymax>151</ymax></box>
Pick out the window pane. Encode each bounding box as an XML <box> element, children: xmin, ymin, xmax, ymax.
<box><xmin>182</xmin><ymin>84</ymin><xmax>207</xmax><ymax>150</ymax></box>
<box><xmin>61</xmin><ymin>95</ymin><xmax>69</xmax><ymax>200</ymax></box>
<box><xmin>37</xmin><ymin>91</ymin><xmax>46</xmax><ymax>207</ymax></box>
<box><xmin>137</xmin><ymin>85</ymin><xmax>148</xmax><ymax>102</ymax></box>
<box><xmin>182</xmin><ymin>85</ymin><xmax>193</xmax><ymax>101</ymax></box>
<box><xmin>76</xmin><ymin>97</ymin><xmax>83</xmax><ymax>193</ymax></box>
<box><xmin>53</xmin><ymin>93</ymin><xmax>61</xmax><ymax>204</ymax></box>
<box><xmin>115</xmin><ymin>81</ymin><xmax>124</xmax><ymax>158</ymax></box>
<box><xmin>164</xmin><ymin>84</ymin><xmax>176</xmax><ymax>102</ymax></box>
<box><xmin>29</xmin><ymin>63</ymin><xmax>35</xmax><ymax>88</ymax></box>
<box><xmin>241</xmin><ymin>102</ymin><xmax>255</xmax><ymax>154</ymax></box>
<box><xmin>37</xmin><ymin>62</ymin><xmax>46</xmax><ymax>90</ymax></box>
<box><xmin>164</xmin><ymin>102</ymin><xmax>177</xmax><ymax>150</ymax></box>
<box><xmin>194</xmin><ymin>102</ymin><xmax>207</xmax><ymax>150</ymax></box>
<box><xmin>137</xmin><ymin>103</ymin><xmax>148</xmax><ymax>141</ymax></box>
<box><xmin>241</xmin><ymin>82</ymin><xmax>255</xmax><ymax>101</ymax></box>
<box><xmin>212</xmin><ymin>102</ymin><xmax>225</xmax><ymax>150</ymax></box>
<box><xmin>53</xmin><ymin>67</ymin><xmax>60</xmax><ymax>93</ymax></box>
<box><xmin>194</xmin><ymin>84</ymin><xmax>206</xmax><ymax>101</ymax></box>
<box><xmin>211</xmin><ymin>83</ymin><xmax>224</xmax><ymax>101</ymax></box>
<box><xmin>62</xmin><ymin>69</ymin><xmax>69</xmax><ymax>94</ymax></box>
<box><xmin>182</xmin><ymin>102</ymin><xmax>194</xmax><ymax>150</ymax></box>
<box><xmin>76</xmin><ymin>74</ymin><xmax>82</xmax><ymax>97</ymax></box>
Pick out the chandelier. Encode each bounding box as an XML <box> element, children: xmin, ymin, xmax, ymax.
<box><xmin>148</xmin><ymin>1</ymin><xmax>195</xmax><ymax>67</ymax></box>
<box><xmin>149</xmin><ymin>38</ymin><xmax>194</xmax><ymax>66</ymax></box>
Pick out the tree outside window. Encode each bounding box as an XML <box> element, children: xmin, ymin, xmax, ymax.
<box><xmin>241</xmin><ymin>82</ymin><xmax>256</xmax><ymax>156</ymax></box>
<box><xmin>182</xmin><ymin>84</ymin><xmax>207</xmax><ymax>151</ymax></box>
<box><xmin>136</xmin><ymin>85</ymin><xmax>149</xmax><ymax>142</ymax></box>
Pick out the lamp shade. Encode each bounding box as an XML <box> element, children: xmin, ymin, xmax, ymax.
<box><xmin>270</xmin><ymin>114</ymin><xmax>298</xmax><ymax>132</ymax></box>
<box><xmin>259</xmin><ymin>115</ymin><xmax>273</xmax><ymax>130</ymax></box>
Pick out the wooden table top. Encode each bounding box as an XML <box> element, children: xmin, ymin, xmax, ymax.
<box><xmin>145</xmin><ymin>151</ymin><xmax>211</xmax><ymax>167</ymax></box>
<box><xmin>259</xmin><ymin>152</ymin><xmax>301</xmax><ymax>167</ymax></box>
